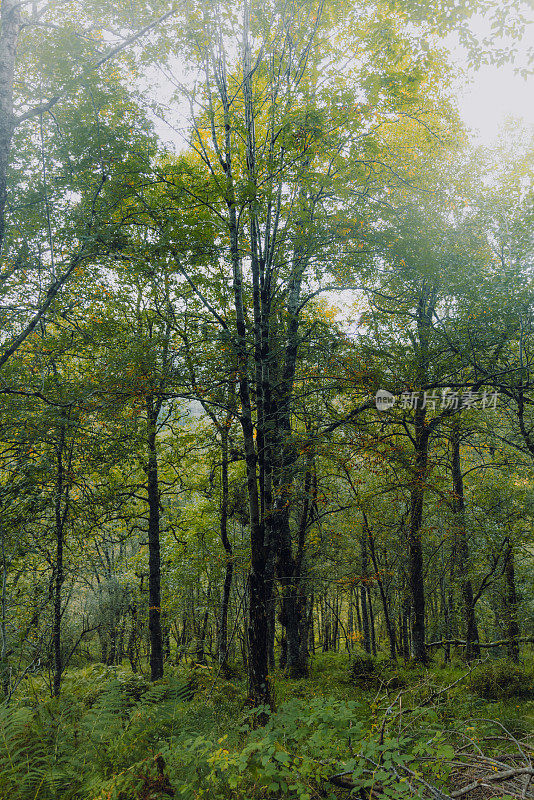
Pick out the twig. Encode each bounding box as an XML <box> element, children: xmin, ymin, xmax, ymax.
<box><xmin>451</xmin><ymin>767</ymin><xmax>534</xmax><ymax>798</ymax></box>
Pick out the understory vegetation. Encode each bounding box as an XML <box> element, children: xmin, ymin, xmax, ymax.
<box><xmin>2</xmin><ymin>652</ymin><xmax>534</xmax><ymax>800</ymax></box>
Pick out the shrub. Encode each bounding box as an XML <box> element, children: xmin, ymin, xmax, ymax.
<box><xmin>349</xmin><ymin>650</ymin><xmax>375</xmax><ymax>684</ymax></box>
<box><xmin>469</xmin><ymin>659</ymin><xmax>533</xmax><ymax>700</ymax></box>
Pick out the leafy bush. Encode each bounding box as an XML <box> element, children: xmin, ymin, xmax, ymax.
<box><xmin>349</xmin><ymin>649</ymin><xmax>376</xmax><ymax>684</ymax></box>
<box><xmin>167</xmin><ymin>697</ymin><xmax>366</xmax><ymax>799</ymax></box>
<box><xmin>469</xmin><ymin>659</ymin><xmax>533</xmax><ymax>700</ymax></box>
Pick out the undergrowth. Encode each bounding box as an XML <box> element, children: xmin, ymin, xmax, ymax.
<box><xmin>1</xmin><ymin>653</ymin><xmax>533</xmax><ymax>799</ymax></box>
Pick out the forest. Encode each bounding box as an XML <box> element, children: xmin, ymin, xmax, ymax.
<box><xmin>1</xmin><ymin>0</ymin><xmax>534</xmax><ymax>797</ymax></box>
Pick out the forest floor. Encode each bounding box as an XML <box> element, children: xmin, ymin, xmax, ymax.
<box><xmin>1</xmin><ymin>650</ymin><xmax>534</xmax><ymax>800</ymax></box>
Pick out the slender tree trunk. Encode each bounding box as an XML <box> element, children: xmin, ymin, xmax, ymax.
<box><xmin>146</xmin><ymin>394</ymin><xmax>163</xmax><ymax>681</ymax></box>
<box><xmin>440</xmin><ymin>576</ymin><xmax>451</xmax><ymax>662</ymax></box>
<box><xmin>365</xmin><ymin>514</ymin><xmax>396</xmax><ymax>659</ymax></box>
<box><xmin>127</xmin><ymin>602</ymin><xmax>140</xmax><ymax>673</ymax></box>
<box><xmin>360</xmin><ymin>531</ymin><xmax>371</xmax><ymax>654</ymax></box>
<box><xmin>355</xmin><ymin>591</ymin><xmax>362</xmax><ymax>640</ymax></box>
<box><xmin>52</xmin><ymin>414</ymin><xmax>68</xmax><ymax>697</ymax></box>
<box><xmin>407</xmin><ymin>288</ymin><xmax>439</xmax><ymax>664</ymax></box>
<box><xmin>360</xmin><ymin>584</ymin><xmax>371</xmax><ymax>654</ymax></box>
<box><xmin>196</xmin><ymin>609</ymin><xmax>209</xmax><ymax>664</ymax></box>
<box><xmin>368</xmin><ymin>589</ymin><xmax>376</xmax><ymax>656</ymax></box>
<box><xmin>348</xmin><ymin>588</ymin><xmax>354</xmax><ymax>641</ymax></box>
<box><xmin>308</xmin><ymin>594</ymin><xmax>315</xmax><ymax>655</ymax></box>
<box><xmin>408</xmin><ymin>404</ymin><xmax>429</xmax><ymax>664</ymax></box>
<box><xmin>503</xmin><ymin>541</ymin><xmax>520</xmax><ymax>663</ymax></box>
<box><xmin>217</xmin><ymin>426</ymin><xmax>234</xmax><ymax>674</ymax></box>
<box><xmin>451</xmin><ymin>422</ymin><xmax>480</xmax><ymax>660</ymax></box>
<box><xmin>267</xmin><ymin>593</ymin><xmax>276</xmax><ymax>668</ymax></box>
<box><xmin>403</xmin><ymin>596</ymin><xmax>411</xmax><ymax>659</ymax></box>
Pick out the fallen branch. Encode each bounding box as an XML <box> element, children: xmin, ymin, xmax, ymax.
<box><xmin>425</xmin><ymin>638</ymin><xmax>534</xmax><ymax>649</ymax></box>
<box><xmin>450</xmin><ymin>767</ymin><xmax>534</xmax><ymax>798</ymax></box>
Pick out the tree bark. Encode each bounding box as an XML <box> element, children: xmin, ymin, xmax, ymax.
<box><xmin>365</xmin><ymin>514</ymin><xmax>396</xmax><ymax>659</ymax></box>
<box><xmin>146</xmin><ymin>394</ymin><xmax>164</xmax><ymax>681</ymax></box>
<box><xmin>503</xmin><ymin>540</ymin><xmax>520</xmax><ymax>663</ymax></box>
<box><xmin>52</xmin><ymin>413</ymin><xmax>68</xmax><ymax>696</ymax></box>
<box><xmin>360</xmin><ymin>532</ymin><xmax>371</xmax><ymax>654</ymax></box>
<box><xmin>217</xmin><ymin>426</ymin><xmax>234</xmax><ymax>674</ymax></box>
<box><xmin>408</xmin><ymin>401</ymin><xmax>429</xmax><ymax>664</ymax></box>
<box><xmin>406</xmin><ymin>288</ymin><xmax>437</xmax><ymax>664</ymax></box>
<box><xmin>450</xmin><ymin>421</ymin><xmax>480</xmax><ymax>660</ymax></box>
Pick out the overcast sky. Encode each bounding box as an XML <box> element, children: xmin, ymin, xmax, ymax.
<box><xmin>447</xmin><ymin>9</ymin><xmax>533</xmax><ymax>144</ymax></box>
<box><xmin>456</xmin><ymin>62</ymin><xmax>533</xmax><ymax>143</ymax></box>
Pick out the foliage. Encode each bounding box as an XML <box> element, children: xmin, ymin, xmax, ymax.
<box><xmin>468</xmin><ymin>659</ymin><xmax>534</xmax><ymax>701</ymax></box>
<box><xmin>349</xmin><ymin>648</ymin><xmax>377</xmax><ymax>684</ymax></box>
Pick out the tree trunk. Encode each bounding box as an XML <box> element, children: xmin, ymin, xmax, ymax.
<box><xmin>451</xmin><ymin>422</ymin><xmax>480</xmax><ymax>660</ymax></box>
<box><xmin>52</xmin><ymin>414</ymin><xmax>68</xmax><ymax>697</ymax></box>
<box><xmin>217</xmin><ymin>426</ymin><xmax>234</xmax><ymax>674</ymax></box>
<box><xmin>440</xmin><ymin>576</ymin><xmax>451</xmax><ymax>662</ymax></box>
<box><xmin>368</xmin><ymin>589</ymin><xmax>376</xmax><ymax>656</ymax></box>
<box><xmin>360</xmin><ymin>532</ymin><xmax>371</xmax><ymax>653</ymax></box>
<box><xmin>146</xmin><ymin>394</ymin><xmax>163</xmax><ymax>681</ymax></box>
<box><xmin>127</xmin><ymin>602</ymin><xmax>140</xmax><ymax>673</ymax></box>
<box><xmin>407</xmin><ymin>287</ymin><xmax>439</xmax><ymax>664</ymax></box>
<box><xmin>365</xmin><ymin>514</ymin><xmax>396</xmax><ymax>659</ymax></box>
<box><xmin>360</xmin><ymin>584</ymin><xmax>371</xmax><ymax>654</ymax></box>
<box><xmin>196</xmin><ymin>609</ymin><xmax>209</xmax><ymax>665</ymax></box>
<box><xmin>503</xmin><ymin>541</ymin><xmax>520</xmax><ymax>663</ymax></box>
<box><xmin>408</xmin><ymin>403</ymin><xmax>429</xmax><ymax>664</ymax></box>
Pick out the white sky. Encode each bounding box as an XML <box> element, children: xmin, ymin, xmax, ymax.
<box><xmin>147</xmin><ymin>11</ymin><xmax>534</xmax><ymax>151</ymax></box>
<box><xmin>446</xmin><ymin>10</ymin><xmax>534</xmax><ymax>144</ymax></box>
<box><xmin>455</xmin><ymin>62</ymin><xmax>533</xmax><ymax>143</ymax></box>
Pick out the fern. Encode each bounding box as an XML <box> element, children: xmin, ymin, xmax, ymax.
<box><xmin>0</xmin><ymin>702</ymin><xmax>85</xmax><ymax>799</ymax></box>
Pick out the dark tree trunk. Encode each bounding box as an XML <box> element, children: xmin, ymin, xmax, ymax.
<box><xmin>360</xmin><ymin>585</ymin><xmax>371</xmax><ymax>654</ymax></box>
<box><xmin>162</xmin><ymin>626</ymin><xmax>171</xmax><ymax>660</ymax></box>
<box><xmin>276</xmin><ymin>462</ymin><xmax>312</xmax><ymax>678</ymax></box>
<box><xmin>333</xmin><ymin>595</ymin><xmax>340</xmax><ymax>651</ymax></box>
<box><xmin>127</xmin><ymin>602</ymin><xmax>140</xmax><ymax>673</ymax></box>
<box><xmin>196</xmin><ymin>609</ymin><xmax>209</xmax><ymax>664</ymax></box>
<box><xmin>348</xmin><ymin>588</ymin><xmax>354</xmax><ymax>641</ymax></box>
<box><xmin>52</xmin><ymin>414</ymin><xmax>68</xmax><ymax>697</ymax></box>
<box><xmin>308</xmin><ymin>594</ymin><xmax>315</xmax><ymax>655</ymax></box>
<box><xmin>451</xmin><ymin>422</ymin><xmax>480</xmax><ymax>660</ymax></box>
<box><xmin>146</xmin><ymin>394</ymin><xmax>164</xmax><ymax>682</ymax></box>
<box><xmin>360</xmin><ymin>532</ymin><xmax>371</xmax><ymax>654</ymax></box>
<box><xmin>355</xmin><ymin>591</ymin><xmax>363</xmax><ymax>640</ymax></box>
<box><xmin>267</xmin><ymin>592</ymin><xmax>276</xmax><ymax>669</ymax></box>
<box><xmin>217</xmin><ymin>426</ymin><xmax>234</xmax><ymax>674</ymax></box>
<box><xmin>406</xmin><ymin>288</ymin><xmax>439</xmax><ymax>664</ymax></box>
<box><xmin>408</xmin><ymin>403</ymin><xmax>429</xmax><ymax>664</ymax></box>
<box><xmin>365</xmin><ymin>514</ymin><xmax>396</xmax><ymax>659</ymax></box>
<box><xmin>368</xmin><ymin>589</ymin><xmax>376</xmax><ymax>656</ymax></box>
<box><xmin>440</xmin><ymin>577</ymin><xmax>451</xmax><ymax>662</ymax></box>
<box><xmin>503</xmin><ymin>541</ymin><xmax>520</xmax><ymax>663</ymax></box>
<box><xmin>276</xmin><ymin>505</ymin><xmax>302</xmax><ymax>674</ymax></box>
